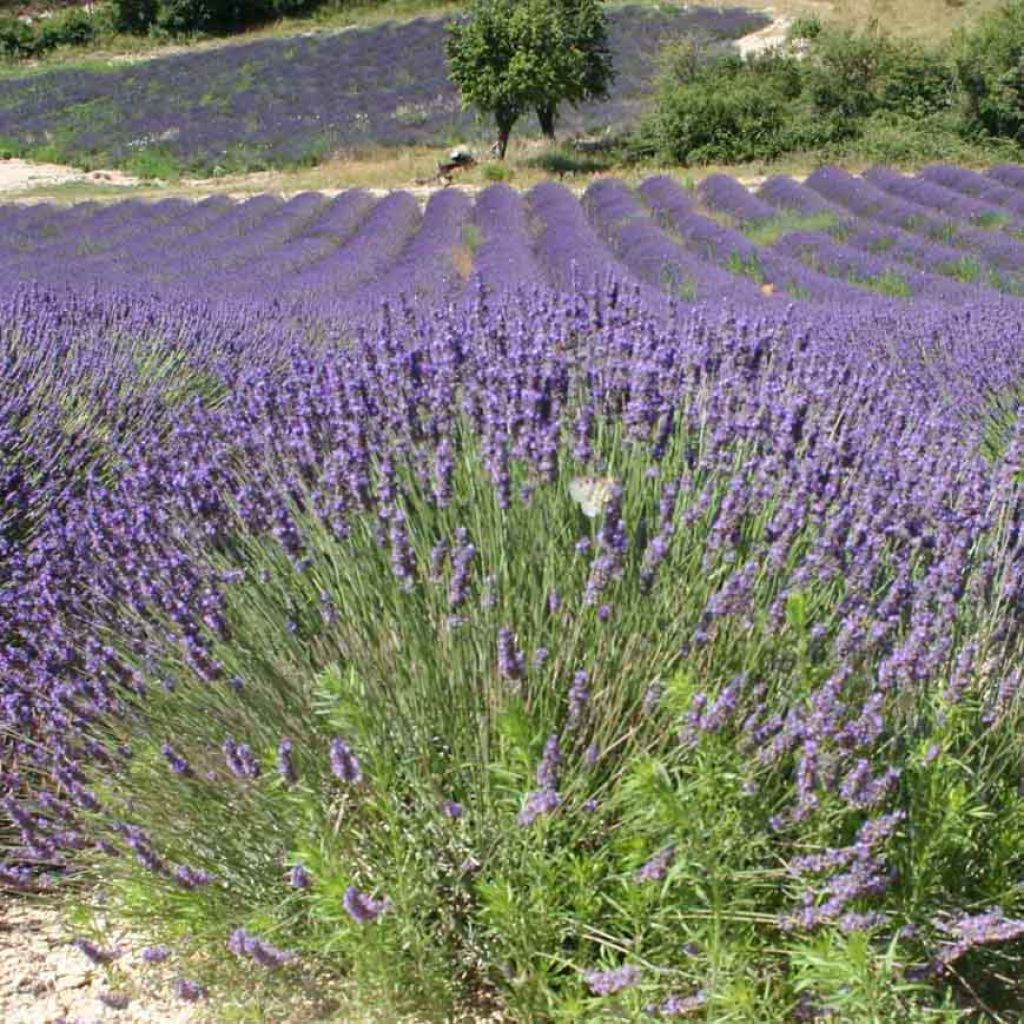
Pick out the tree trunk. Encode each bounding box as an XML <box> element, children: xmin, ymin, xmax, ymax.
<box><xmin>495</xmin><ymin>112</ymin><xmax>516</xmax><ymax>159</ymax></box>
<box><xmin>537</xmin><ymin>103</ymin><xmax>557</xmax><ymax>140</ymax></box>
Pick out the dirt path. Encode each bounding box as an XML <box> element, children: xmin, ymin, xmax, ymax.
<box><xmin>0</xmin><ymin>899</ymin><xmax>209</xmax><ymax>1024</ymax></box>
<box><xmin>0</xmin><ymin>158</ymin><xmax>141</xmax><ymax>196</ymax></box>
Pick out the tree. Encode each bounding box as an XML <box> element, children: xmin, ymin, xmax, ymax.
<box><xmin>446</xmin><ymin>0</ymin><xmax>614</xmax><ymax>158</ymax></box>
<box><xmin>535</xmin><ymin>0</ymin><xmax>614</xmax><ymax>140</ymax></box>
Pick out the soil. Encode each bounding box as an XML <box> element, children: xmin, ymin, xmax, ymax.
<box><xmin>0</xmin><ymin>158</ymin><xmax>141</xmax><ymax>195</ymax></box>
<box><xmin>0</xmin><ymin>899</ymin><xmax>209</xmax><ymax>1024</ymax></box>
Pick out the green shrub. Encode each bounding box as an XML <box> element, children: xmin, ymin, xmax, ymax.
<box><xmin>644</xmin><ymin>18</ymin><xmax>1018</xmax><ymax>169</ymax></box>
<box><xmin>0</xmin><ymin>13</ymin><xmax>38</xmax><ymax>57</ymax></box>
<box><xmin>39</xmin><ymin>8</ymin><xmax>101</xmax><ymax>50</ymax></box>
<box><xmin>648</xmin><ymin>66</ymin><xmax>791</xmax><ymax>164</ymax></box>
<box><xmin>955</xmin><ymin>0</ymin><xmax>1024</xmax><ymax>144</ymax></box>
<box><xmin>0</xmin><ymin>7</ymin><xmax>104</xmax><ymax>58</ymax></box>
<box><xmin>111</xmin><ymin>0</ymin><xmax>329</xmax><ymax>36</ymax></box>
<box><xmin>110</xmin><ymin>0</ymin><xmax>160</xmax><ymax>34</ymax></box>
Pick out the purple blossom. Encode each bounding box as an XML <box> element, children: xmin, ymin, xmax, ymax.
<box><xmin>518</xmin><ymin>789</ymin><xmax>562</xmax><ymax>826</ymax></box>
<box><xmin>343</xmin><ymin>885</ymin><xmax>391</xmax><ymax>923</ymax></box>
<box><xmin>584</xmin><ymin>964</ymin><xmax>644</xmax><ymax>995</ymax></box>
<box><xmin>174</xmin><ymin>978</ymin><xmax>208</xmax><ymax>1002</ymax></box>
<box><xmin>636</xmin><ymin>846</ymin><xmax>676</xmax><ymax>883</ymax></box>
<box><xmin>277</xmin><ymin>738</ymin><xmax>297</xmax><ymax>785</ymax></box>
<box><xmin>288</xmin><ymin>863</ymin><xmax>312</xmax><ymax>888</ymax></box>
<box><xmin>141</xmin><ymin>945</ymin><xmax>171</xmax><ymax>964</ymax></box>
<box><xmin>72</xmin><ymin>937</ymin><xmax>119</xmax><ymax>965</ymax></box>
<box><xmin>646</xmin><ymin>991</ymin><xmax>709</xmax><ymax>1017</ymax></box>
<box><xmin>329</xmin><ymin>738</ymin><xmax>362</xmax><ymax>784</ymax></box>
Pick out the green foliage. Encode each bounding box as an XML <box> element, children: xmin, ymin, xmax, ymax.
<box><xmin>742</xmin><ymin>211</ymin><xmax>841</xmax><ymax>247</ymax></box>
<box><xmin>480</xmin><ymin>161</ymin><xmax>513</xmax><ymax>182</ymax></box>
<box><xmin>110</xmin><ymin>0</ymin><xmax>331</xmax><ymax>36</ymax></box>
<box><xmin>955</xmin><ymin>0</ymin><xmax>1024</xmax><ymax>145</ymax></box>
<box><xmin>446</xmin><ymin>0</ymin><xmax>613</xmax><ymax>158</ymax></box>
<box><xmin>643</xmin><ymin>15</ymin><xmax>1019</xmax><ymax>168</ymax></box>
<box><xmin>525</xmin><ymin>146</ymin><xmax>612</xmax><ymax>176</ymax></box>
<box><xmin>647</xmin><ymin>62</ymin><xmax>790</xmax><ymax>165</ymax></box>
<box><xmin>110</xmin><ymin>0</ymin><xmax>160</xmax><ymax>34</ymax></box>
<box><xmin>0</xmin><ymin>7</ymin><xmax>103</xmax><ymax>59</ymax></box>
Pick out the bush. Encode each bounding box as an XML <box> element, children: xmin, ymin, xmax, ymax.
<box><xmin>111</xmin><ymin>0</ymin><xmax>327</xmax><ymax>35</ymax></box>
<box><xmin>110</xmin><ymin>0</ymin><xmax>159</xmax><ymax>33</ymax></box>
<box><xmin>956</xmin><ymin>0</ymin><xmax>1024</xmax><ymax>144</ymax></box>
<box><xmin>0</xmin><ymin>7</ymin><xmax>102</xmax><ymax>58</ymax></box>
<box><xmin>651</xmin><ymin>76</ymin><xmax>788</xmax><ymax>164</ymax></box>
<box><xmin>644</xmin><ymin>20</ymin><xmax>1010</xmax><ymax>168</ymax></box>
<box><xmin>647</xmin><ymin>54</ymin><xmax>803</xmax><ymax>164</ymax></box>
<box><xmin>0</xmin><ymin>14</ymin><xmax>38</xmax><ymax>57</ymax></box>
<box><xmin>39</xmin><ymin>8</ymin><xmax>100</xmax><ymax>49</ymax></box>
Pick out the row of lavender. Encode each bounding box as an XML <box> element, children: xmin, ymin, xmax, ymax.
<box><xmin>3</xmin><ymin>172</ymin><xmax>1024</xmax><ymax>1018</ymax></box>
<box><xmin>5</xmin><ymin>165</ymin><xmax>1024</xmax><ymax>311</ymax></box>
<box><xmin>0</xmin><ymin>5</ymin><xmax>766</xmax><ymax>173</ymax></box>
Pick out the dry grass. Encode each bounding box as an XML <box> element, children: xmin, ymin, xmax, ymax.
<box><xmin>742</xmin><ymin>0</ymin><xmax>1008</xmax><ymax>42</ymax></box>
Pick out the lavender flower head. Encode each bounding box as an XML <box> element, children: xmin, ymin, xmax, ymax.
<box><xmin>344</xmin><ymin>885</ymin><xmax>391</xmax><ymax>923</ymax></box>
<box><xmin>174</xmin><ymin>978</ymin><xmax>208</xmax><ymax>1002</ymax></box>
<box><xmin>329</xmin><ymin>737</ymin><xmax>362</xmax><ymax>783</ymax></box>
<box><xmin>518</xmin><ymin>788</ymin><xmax>562</xmax><ymax>826</ymax></box>
<box><xmin>585</xmin><ymin>964</ymin><xmax>644</xmax><ymax>995</ymax></box>
<box><xmin>72</xmin><ymin>937</ymin><xmax>119</xmax><ymax>964</ymax></box>
<box><xmin>636</xmin><ymin>845</ymin><xmax>676</xmax><ymax>883</ymax></box>
<box><xmin>288</xmin><ymin>863</ymin><xmax>312</xmax><ymax>889</ymax></box>
<box><xmin>536</xmin><ymin>734</ymin><xmax>563</xmax><ymax>791</ymax></box>
<box><xmin>443</xmin><ymin>800</ymin><xmax>464</xmax><ymax>820</ymax></box>
<box><xmin>646</xmin><ymin>991</ymin><xmax>709</xmax><ymax>1017</ymax></box>
<box><xmin>277</xmin><ymin>738</ymin><xmax>297</xmax><ymax>785</ymax></box>
<box><xmin>140</xmin><ymin>945</ymin><xmax>171</xmax><ymax>964</ymax></box>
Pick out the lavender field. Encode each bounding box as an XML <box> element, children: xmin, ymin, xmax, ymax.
<box><xmin>6</xmin><ymin>164</ymin><xmax>1024</xmax><ymax>309</ymax></box>
<box><xmin>0</xmin><ymin>4</ymin><xmax>767</xmax><ymax>175</ymax></box>
<box><xmin>5</xmin><ymin>165</ymin><xmax>1024</xmax><ymax>1022</ymax></box>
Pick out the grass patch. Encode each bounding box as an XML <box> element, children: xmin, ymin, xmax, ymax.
<box><xmin>850</xmin><ymin>269</ymin><xmax>913</xmax><ymax>297</ymax></box>
<box><xmin>727</xmin><ymin>250</ymin><xmax>769</xmax><ymax>283</ymax></box>
<box><xmin>743</xmin><ymin>211</ymin><xmax>841</xmax><ymax>247</ymax></box>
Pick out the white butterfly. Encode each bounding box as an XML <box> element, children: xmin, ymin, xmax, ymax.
<box><xmin>569</xmin><ymin>475</ymin><xmax>617</xmax><ymax>518</ymax></box>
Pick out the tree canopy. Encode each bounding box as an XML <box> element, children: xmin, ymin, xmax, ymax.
<box><xmin>446</xmin><ymin>0</ymin><xmax>613</xmax><ymax>159</ymax></box>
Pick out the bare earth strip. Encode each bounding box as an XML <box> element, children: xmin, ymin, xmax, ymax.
<box><xmin>0</xmin><ymin>158</ymin><xmax>141</xmax><ymax>195</ymax></box>
<box><xmin>0</xmin><ymin>899</ymin><xmax>209</xmax><ymax>1024</ymax></box>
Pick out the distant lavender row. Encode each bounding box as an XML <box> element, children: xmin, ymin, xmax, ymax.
<box><xmin>5</xmin><ymin>167</ymin><xmax>1024</xmax><ymax>309</ymax></box>
<box><xmin>0</xmin><ymin>5</ymin><xmax>767</xmax><ymax>174</ymax></box>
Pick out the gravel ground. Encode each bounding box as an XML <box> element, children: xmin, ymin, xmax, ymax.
<box><xmin>1</xmin><ymin>899</ymin><xmax>211</xmax><ymax>1024</ymax></box>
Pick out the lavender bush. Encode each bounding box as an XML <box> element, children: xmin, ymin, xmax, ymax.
<box><xmin>4</xmin><ymin>171</ymin><xmax>1024</xmax><ymax>1021</ymax></box>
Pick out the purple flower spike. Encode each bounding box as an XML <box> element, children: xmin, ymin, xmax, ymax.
<box><xmin>288</xmin><ymin>863</ymin><xmax>312</xmax><ymax>889</ymax></box>
<box><xmin>518</xmin><ymin>788</ymin><xmax>562</xmax><ymax>826</ymax></box>
<box><xmin>329</xmin><ymin>737</ymin><xmax>362</xmax><ymax>783</ymax></box>
<box><xmin>160</xmin><ymin>742</ymin><xmax>192</xmax><ymax>777</ymax></box>
<box><xmin>647</xmin><ymin>990</ymin><xmax>709</xmax><ymax>1017</ymax></box>
<box><xmin>636</xmin><ymin>845</ymin><xmax>676</xmax><ymax>883</ymax></box>
<box><xmin>585</xmin><ymin>964</ymin><xmax>644</xmax><ymax>995</ymax></box>
<box><xmin>141</xmin><ymin>945</ymin><xmax>171</xmax><ymax>964</ymax></box>
<box><xmin>343</xmin><ymin>885</ymin><xmax>391</xmax><ymax>923</ymax></box>
<box><xmin>174</xmin><ymin>978</ymin><xmax>208</xmax><ymax>1002</ymax></box>
<box><xmin>277</xmin><ymin>738</ymin><xmax>298</xmax><ymax>785</ymax></box>
<box><xmin>443</xmin><ymin>800</ymin><xmax>464</xmax><ymax>820</ymax></box>
<box><xmin>72</xmin><ymin>937</ymin><xmax>119</xmax><ymax>964</ymax></box>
